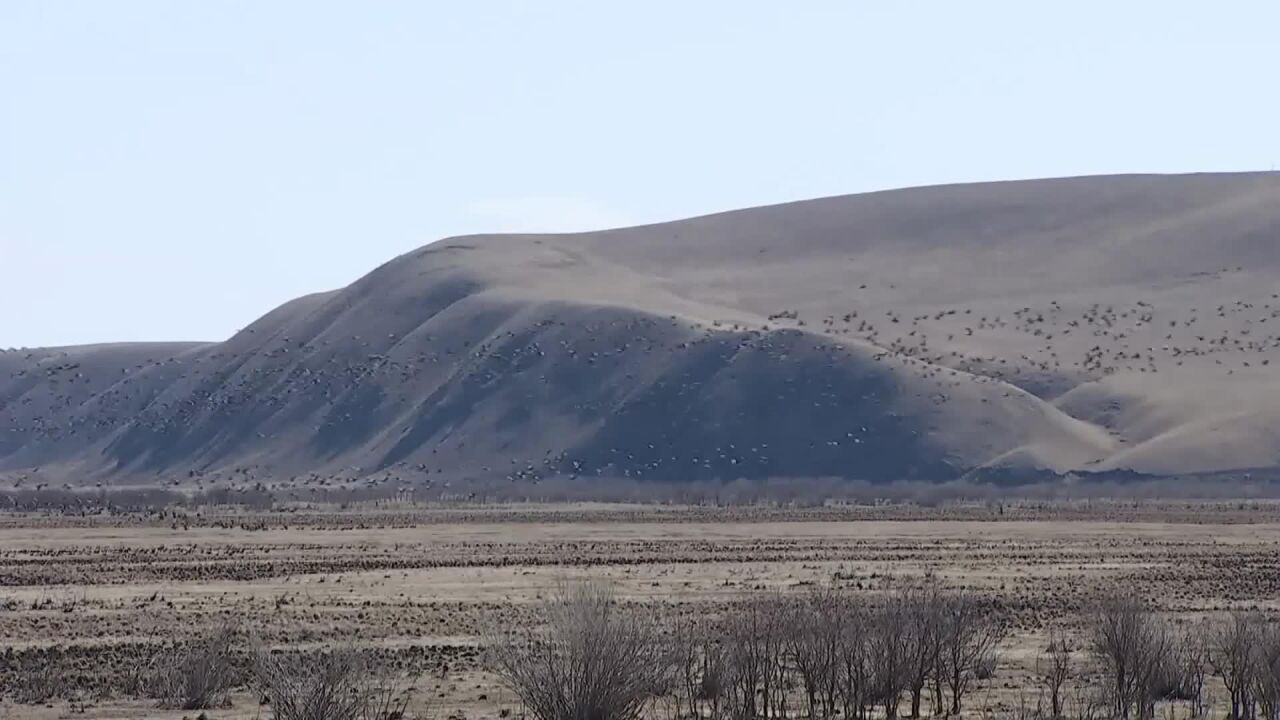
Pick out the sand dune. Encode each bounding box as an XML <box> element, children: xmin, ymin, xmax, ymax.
<box><xmin>4</xmin><ymin>172</ymin><xmax>1280</xmax><ymax>487</ymax></box>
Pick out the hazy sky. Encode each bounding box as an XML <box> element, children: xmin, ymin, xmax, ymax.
<box><xmin>3</xmin><ymin>2</ymin><xmax>1278</xmax><ymax>348</ymax></box>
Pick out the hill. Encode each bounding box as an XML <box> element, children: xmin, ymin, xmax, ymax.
<box><xmin>4</xmin><ymin>172</ymin><xmax>1280</xmax><ymax>490</ymax></box>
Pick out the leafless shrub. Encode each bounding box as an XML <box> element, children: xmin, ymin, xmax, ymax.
<box><xmin>785</xmin><ymin>587</ymin><xmax>846</xmax><ymax>720</ymax></box>
<box><xmin>822</xmin><ymin>599</ymin><xmax>864</xmax><ymax>720</ymax></box>
<box><xmin>937</xmin><ymin>591</ymin><xmax>1004</xmax><ymax>716</ymax></box>
<box><xmin>252</xmin><ymin>643</ymin><xmax>414</xmax><ymax>720</ymax></box>
<box><xmin>1090</xmin><ymin>592</ymin><xmax>1174</xmax><ymax>720</ymax></box>
<box><xmin>1206</xmin><ymin>613</ymin><xmax>1261</xmax><ymax>720</ymax></box>
<box><xmin>151</xmin><ymin>623</ymin><xmax>240</xmax><ymax>709</ymax></box>
<box><xmin>445</xmin><ymin>581</ymin><xmax>1280</xmax><ymax>720</ymax></box>
<box><xmin>1155</xmin><ymin>629</ymin><xmax>1205</xmax><ymax>711</ymax></box>
<box><xmin>713</xmin><ymin>584</ymin><xmax>885</xmax><ymax>720</ymax></box>
<box><xmin>489</xmin><ymin>581</ymin><xmax>669</xmax><ymax>720</ymax></box>
<box><xmin>1253</xmin><ymin>622</ymin><xmax>1280</xmax><ymax>720</ymax></box>
<box><xmin>721</xmin><ymin>592</ymin><xmax>791</xmax><ymax>720</ymax></box>
<box><xmin>1037</xmin><ymin>629</ymin><xmax>1074</xmax><ymax>719</ymax></box>
<box><xmin>900</xmin><ymin>584</ymin><xmax>943</xmax><ymax>719</ymax></box>
<box><xmin>670</xmin><ymin>615</ymin><xmax>726</xmax><ymax>720</ymax></box>
<box><xmin>984</xmin><ymin>691</ymin><xmax>1037</xmax><ymax>720</ymax></box>
<box><xmin>1067</xmin><ymin>686</ymin><xmax>1109</xmax><ymax>720</ymax></box>
<box><xmin>867</xmin><ymin>594</ymin><xmax>913</xmax><ymax>720</ymax></box>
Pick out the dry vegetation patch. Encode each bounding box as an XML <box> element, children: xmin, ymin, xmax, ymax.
<box><xmin>2</xmin><ymin>504</ymin><xmax>1280</xmax><ymax>720</ymax></box>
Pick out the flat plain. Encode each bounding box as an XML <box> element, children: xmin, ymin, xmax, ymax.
<box><xmin>2</xmin><ymin>502</ymin><xmax>1280</xmax><ymax>719</ymax></box>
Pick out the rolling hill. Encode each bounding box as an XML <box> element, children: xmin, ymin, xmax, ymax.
<box><xmin>4</xmin><ymin>172</ymin><xmax>1280</xmax><ymax>490</ymax></box>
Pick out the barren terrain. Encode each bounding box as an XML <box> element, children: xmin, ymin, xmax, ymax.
<box><xmin>3</xmin><ymin>503</ymin><xmax>1279</xmax><ymax>719</ymax></box>
<box><xmin>5</xmin><ymin>173</ymin><xmax>1280</xmax><ymax>487</ymax></box>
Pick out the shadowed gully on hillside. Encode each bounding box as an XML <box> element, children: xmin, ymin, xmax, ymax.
<box><xmin>3</xmin><ymin>172</ymin><xmax>1280</xmax><ymax>488</ymax></box>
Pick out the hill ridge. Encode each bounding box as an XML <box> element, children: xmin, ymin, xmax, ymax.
<box><xmin>4</xmin><ymin>172</ymin><xmax>1279</xmax><ymax>488</ymax></box>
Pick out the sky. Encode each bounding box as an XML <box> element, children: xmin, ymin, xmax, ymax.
<box><xmin>2</xmin><ymin>2</ymin><xmax>1278</xmax><ymax>348</ymax></box>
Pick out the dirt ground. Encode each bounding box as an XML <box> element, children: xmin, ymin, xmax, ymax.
<box><xmin>2</xmin><ymin>502</ymin><xmax>1279</xmax><ymax>719</ymax></box>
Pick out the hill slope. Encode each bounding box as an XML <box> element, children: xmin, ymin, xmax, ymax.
<box><xmin>4</xmin><ymin>172</ymin><xmax>1280</xmax><ymax>488</ymax></box>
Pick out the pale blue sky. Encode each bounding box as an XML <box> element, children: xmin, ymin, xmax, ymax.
<box><xmin>2</xmin><ymin>2</ymin><xmax>1277</xmax><ymax>348</ymax></box>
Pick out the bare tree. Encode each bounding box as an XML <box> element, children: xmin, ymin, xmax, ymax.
<box><xmin>1207</xmin><ymin>613</ymin><xmax>1261</xmax><ymax>720</ymax></box>
<box><xmin>1090</xmin><ymin>592</ymin><xmax>1173</xmax><ymax>720</ymax></box>
<box><xmin>1157</xmin><ymin>630</ymin><xmax>1206</xmax><ymax>715</ymax></box>
<box><xmin>935</xmin><ymin>591</ymin><xmax>1002</xmax><ymax>716</ymax></box>
<box><xmin>490</xmin><ymin>581</ymin><xmax>670</xmax><ymax>720</ymax></box>
<box><xmin>721</xmin><ymin>592</ymin><xmax>790</xmax><ymax>720</ymax></box>
<box><xmin>671</xmin><ymin>615</ymin><xmax>726</xmax><ymax>720</ymax></box>
<box><xmin>1131</xmin><ymin>614</ymin><xmax>1176</xmax><ymax>720</ymax></box>
<box><xmin>868</xmin><ymin>598</ymin><xmax>912</xmax><ymax>720</ymax></box>
<box><xmin>1036</xmin><ymin>629</ymin><xmax>1074</xmax><ymax>719</ymax></box>
<box><xmin>834</xmin><ymin>596</ymin><xmax>871</xmax><ymax>720</ymax></box>
<box><xmin>474</xmin><ymin>583</ymin><xmax>1280</xmax><ymax>720</ymax></box>
<box><xmin>1254</xmin><ymin>622</ymin><xmax>1280</xmax><ymax>720</ymax></box>
<box><xmin>786</xmin><ymin>587</ymin><xmax>844</xmax><ymax>719</ymax></box>
<box><xmin>901</xmin><ymin>585</ymin><xmax>943</xmax><ymax>719</ymax></box>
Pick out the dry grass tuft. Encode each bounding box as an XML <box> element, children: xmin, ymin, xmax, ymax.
<box><xmin>150</xmin><ymin>623</ymin><xmax>240</xmax><ymax>710</ymax></box>
<box><xmin>252</xmin><ymin>643</ymin><xmax>416</xmax><ymax>720</ymax></box>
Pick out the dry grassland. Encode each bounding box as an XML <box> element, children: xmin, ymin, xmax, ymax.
<box><xmin>2</xmin><ymin>502</ymin><xmax>1279</xmax><ymax>719</ymax></box>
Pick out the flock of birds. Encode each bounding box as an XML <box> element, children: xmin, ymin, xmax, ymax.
<box><xmin>3</xmin><ymin>271</ymin><xmax>1280</xmax><ymax>493</ymax></box>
